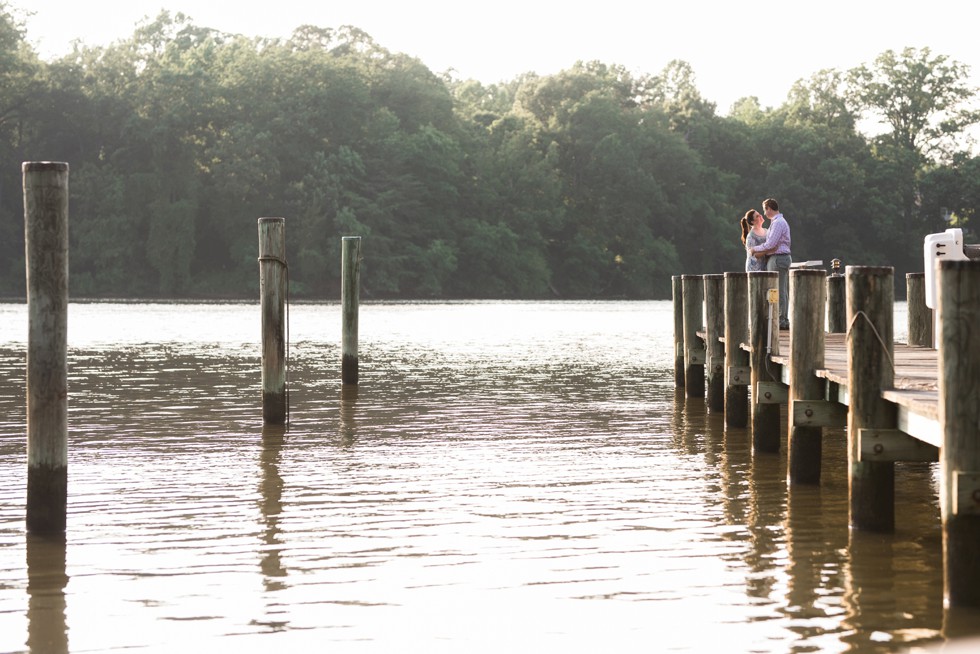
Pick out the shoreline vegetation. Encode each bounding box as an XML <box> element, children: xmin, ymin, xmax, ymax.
<box><xmin>0</xmin><ymin>7</ymin><xmax>977</xmax><ymax>301</ymax></box>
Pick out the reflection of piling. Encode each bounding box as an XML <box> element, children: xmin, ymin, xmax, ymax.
<box><xmin>938</xmin><ymin>260</ymin><xmax>980</xmax><ymax>606</ymax></box>
<box><xmin>906</xmin><ymin>272</ymin><xmax>932</xmax><ymax>347</ymax></box>
<box><xmin>340</xmin><ymin>384</ymin><xmax>359</xmax><ymax>445</ymax></box>
<box><xmin>259</xmin><ymin>425</ymin><xmax>286</xmax><ymax>590</ymax></box>
<box><xmin>672</xmin><ymin>276</ymin><xmax>685</xmax><ymax>388</ymax></box>
<box><xmin>724</xmin><ymin>272</ymin><xmax>748</xmax><ymax>428</ymax></box>
<box><xmin>846</xmin><ymin>266</ymin><xmax>895</xmax><ymax>532</ymax></box>
<box><xmin>27</xmin><ymin>534</ymin><xmax>69</xmax><ymax>654</ymax></box>
<box><xmin>788</xmin><ymin>270</ymin><xmax>826</xmax><ymax>484</ymax></box>
<box><xmin>258</xmin><ymin>217</ymin><xmax>287</xmax><ymax>424</ymax></box>
<box><xmin>749</xmin><ymin>272</ymin><xmax>780</xmax><ymax>453</ymax></box>
<box><xmin>704</xmin><ymin>275</ymin><xmax>725</xmax><ymax>412</ymax></box>
<box><xmin>342</xmin><ymin>236</ymin><xmax>362</xmax><ymax>385</ymax></box>
<box><xmin>24</xmin><ymin>162</ymin><xmax>69</xmax><ymax>535</ymax></box>
<box><xmin>681</xmin><ymin>275</ymin><xmax>704</xmax><ymax>398</ymax></box>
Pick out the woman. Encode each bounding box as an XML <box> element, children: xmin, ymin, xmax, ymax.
<box><xmin>740</xmin><ymin>209</ymin><xmax>768</xmax><ymax>272</ymax></box>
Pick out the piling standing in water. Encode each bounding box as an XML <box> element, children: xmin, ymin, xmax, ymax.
<box><xmin>787</xmin><ymin>270</ymin><xmax>826</xmax><ymax>484</ymax></box>
<box><xmin>906</xmin><ymin>272</ymin><xmax>933</xmax><ymax>348</ymax></box>
<box><xmin>937</xmin><ymin>259</ymin><xmax>980</xmax><ymax>606</ymax></box>
<box><xmin>723</xmin><ymin>272</ymin><xmax>749</xmax><ymax>428</ymax></box>
<box><xmin>342</xmin><ymin>236</ymin><xmax>361</xmax><ymax>385</ymax></box>
<box><xmin>846</xmin><ymin>266</ymin><xmax>896</xmax><ymax>532</ymax></box>
<box><xmin>24</xmin><ymin>162</ymin><xmax>70</xmax><ymax>535</ymax></box>
<box><xmin>703</xmin><ymin>275</ymin><xmax>726</xmax><ymax>413</ymax></box>
<box><xmin>748</xmin><ymin>272</ymin><xmax>780</xmax><ymax>452</ymax></box>
<box><xmin>258</xmin><ymin>217</ymin><xmax>287</xmax><ymax>425</ymax></box>
<box><xmin>681</xmin><ymin>275</ymin><xmax>704</xmax><ymax>398</ymax></box>
<box><xmin>672</xmin><ymin>276</ymin><xmax>685</xmax><ymax>388</ymax></box>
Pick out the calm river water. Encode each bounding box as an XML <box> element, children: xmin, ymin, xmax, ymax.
<box><xmin>0</xmin><ymin>300</ymin><xmax>978</xmax><ymax>653</ymax></box>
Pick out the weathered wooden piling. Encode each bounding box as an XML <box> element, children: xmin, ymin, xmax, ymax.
<box><xmin>906</xmin><ymin>272</ymin><xmax>933</xmax><ymax>348</ymax></box>
<box><xmin>724</xmin><ymin>272</ymin><xmax>749</xmax><ymax>428</ymax></box>
<box><xmin>937</xmin><ymin>259</ymin><xmax>980</xmax><ymax>606</ymax></box>
<box><xmin>258</xmin><ymin>217</ymin><xmax>287</xmax><ymax>424</ymax></box>
<box><xmin>342</xmin><ymin>236</ymin><xmax>361</xmax><ymax>385</ymax></box>
<box><xmin>788</xmin><ymin>270</ymin><xmax>827</xmax><ymax>484</ymax></box>
<box><xmin>846</xmin><ymin>266</ymin><xmax>895</xmax><ymax>532</ymax></box>
<box><xmin>703</xmin><ymin>275</ymin><xmax>725</xmax><ymax>412</ymax></box>
<box><xmin>24</xmin><ymin>162</ymin><xmax>69</xmax><ymax>536</ymax></box>
<box><xmin>673</xmin><ymin>276</ymin><xmax>685</xmax><ymax>388</ymax></box>
<box><xmin>748</xmin><ymin>271</ymin><xmax>780</xmax><ymax>452</ymax></box>
<box><xmin>827</xmin><ymin>262</ymin><xmax>846</xmax><ymax>334</ymax></box>
<box><xmin>681</xmin><ymin>275</ymin><xmax>705</xmax><ymax>398</ymax></box>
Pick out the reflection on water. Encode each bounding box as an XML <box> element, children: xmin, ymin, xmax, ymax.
<box><xmin>0</xmin><ymin>300</ymin><xmax>976</xmax><ymax>652</ymax></box>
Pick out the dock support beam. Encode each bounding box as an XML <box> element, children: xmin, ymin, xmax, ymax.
<box><xmin>847</xmin><ymin>266</ymin><xmax>895</xmax><ymax>532</ymax></box>
<box><xmin>827</xmin><ymin>271</ymin><xmax>846</xmax><ymax>334</ymax></box>
<box><xmin>672</xmin><ymin>276</ymin><xmax>685</xmax><ymax>388</ymax></box>
<box><xmin>788</xmin><ymin>270</ymin><xmax>826</xmax><ymax>484</ymax></box>
<box><xmin>938</xmin><ymin>260</ymin><xmax>980</xmax><ymax>606</ymax></box>
<box><xmin>749</xmin><ymin>271</ymin><xmax>780</xmax><ymax>453</ymax></box>
<box><xmin>704</xmin><ymin>275</ymin><xmax>725</xmax><ymax>413</ymax></box>
<box><xmin>681</xmin><ymin>275</ymin><xmax>704</xmax><ymax>398</ymax></box>
<box><xmin>724</xmin><ymin>272</ymin><xmax>748</xmax><ymax>428</ymax></box>
<box><xmin>906</xmin><ymin>272</ymin><xmax>933</xmax><ymax>348</ymax></box>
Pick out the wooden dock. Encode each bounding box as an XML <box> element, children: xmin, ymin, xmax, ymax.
<box><xmin>675</xmin><ymin>264</ymin><xmax>980</xmax><ymax>608</ymax></box>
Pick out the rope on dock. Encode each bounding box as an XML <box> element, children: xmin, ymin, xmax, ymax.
<box><xmin>847</xmin><ymin>310</ymin><xmax>895</xmax><ymax>375</ymax></box>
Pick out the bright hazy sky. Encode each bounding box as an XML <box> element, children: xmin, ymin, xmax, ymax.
<box><xmin>8</xmin><ymin>0</ymin><xmax>980</xmax><ymax>116</ymax></box>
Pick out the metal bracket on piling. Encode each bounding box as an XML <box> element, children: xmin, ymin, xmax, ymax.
<box><xmin>953</xmin><ymin>472</ymin><xmax>980</xmax><ymax>515</ymax></box>
<box><xmin>755</xmin><ymin>381</ymin><xmax>787</xmax><ymax>404</ymax></box>
<box><xmin>708</xmin><ymin>355</ymin><xmax>725</xmax><ymax>377</ymax></box>
<box><xmin>728</xmin><ymin>365</ymin><xmax>750</xmax><ymax>386</ymax></box>
<box><xmin>857</xmin><ymin>428</ymin><xmax>939</xmax><ymax>462</ymax></box>
<box><xmin>792</xmin><ymin>400</ymin><xmax>848</xmax><ymax>428</ymax></box>
<box><xmin>687</xmin><ymin>348</ymin><xmax>706</xmax><ymax>365</ymax></box>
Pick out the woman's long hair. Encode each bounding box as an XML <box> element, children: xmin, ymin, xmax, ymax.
<box><xmin>740</xmin><ymin>210</ymin><xmax>755</xmax><ymax>245</ymax></box>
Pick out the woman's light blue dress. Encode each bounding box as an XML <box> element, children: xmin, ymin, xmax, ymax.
<box><xmin>745</xmin><ymin>231</ymin><xmax>767</xmax><ymax>272</ymax></box>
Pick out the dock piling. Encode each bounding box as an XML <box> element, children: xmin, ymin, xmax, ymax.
<box><xmin>906</xmin><ymin>272</ymin><xmax>933</xmax><ymax>348</ymax></box>
<box><xmin>342</xmin><ymin>236</ymin><xmax>362</xmax><ymax>385</ymax></box>
<box><xmin>846</xmin><ymin>266</ymin><xmax>896</xmax><ymax>532</ymax></box>
<box><xmin>704</xmin><ymin>275</ymin><xmax>725</xmax><ymax>412</ymax></box>
<box><xmin>937</xmin><ymin>259</ymin><xmax>980</xmax><ymax>606</ymax></box>
<box><xmin>724</xmin><ymin>272</ymin><xmax>749</xmax><ymax>428</ymax></box>
<box><xmin>788</xmin><ymin>270</ymin><xmax>827</xmax><ymax>484</ymax></box>
<box><xmin>749</xmin><ymin>271</ymin><xmax>781</xmax><ymax>452</ymax></box>
<box><xmin>258</xmin><ymin>217</ymin><xmax>288</xmax><ymax>424</ymax></box>
<box><xmin>681</xmin><ymin>275</ymin><xmax>705</xmax><ymax>398</ymax></box>
<box><xmin>673</xmin><ymin>276</ymin><xmax>685</xmax><ymax>388</ymax></box>
<box><xmin>24</xmin><ymin>161</ymin><xmax>70</xmax><ymax>535</ymax></box>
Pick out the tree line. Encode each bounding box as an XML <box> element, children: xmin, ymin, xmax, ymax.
<box><xmin>0</xmin><ymin>7</ymin><xmax>977</xmax><ymax>300</ymax></box>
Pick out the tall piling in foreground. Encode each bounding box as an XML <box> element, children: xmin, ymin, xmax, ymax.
<box><xmin>724</xmin><ymin>272</ymin><xmax>749</xmax><ymax>428</ymax></box>
<box><xmin>748</xmin><ymin>272</ymin><xmax>780</xmax><ymax>452</ymax></box>
<box><xmin>788</xmin><ymin>270</ymin><xmax>827</xmax><ymax>484</ymax></box>
<box><xmin>24</xmin><ymin>162</ymin><xmax>69</xmax><ymax>535</ymax></box>
<box><xmin>681</xmin><ymin>275</ymin><xmax>704</xmax><ymax>398</ymax></box>
<box><xmin>846</xmin><ymin>266</ymin><xmax>895</xmax><ymax>532</ymax></box>
<box><xmin>672</xmin><ymin>276</ymin><xmax>685</xmax><ymax>389</ymax></box>
<box><xmin>342</xmin><ymin>236</ymin><xmax>362</xmax><ymax>385</ymax></box>
<box><xmin>258</xmin><ymin>218</ymin><xmax>287</xmax><ymax>424</ymax></box>
<box><xmin>906</xmin><ymin>272</ymin><xmax>933</xmax><ymax>347</ymax></box>
<box><xmin>703</xmin><ymin>275</ymin><xmax>725</xmax><ymax>413</ymax></box>
<box><xmin>937</xmin><ymin>260</ymin><xmax>980</xmax><ymax>606</ymax></box>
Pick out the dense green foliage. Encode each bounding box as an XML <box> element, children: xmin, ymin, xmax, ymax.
<box><xmin>0</xmin><ymin>7</ymin><xmax>977</xmax><ymax>299</ymax></box>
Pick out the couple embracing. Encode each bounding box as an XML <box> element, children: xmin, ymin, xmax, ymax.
<box><xmin>739</xmin><ymin>198</ymin><xmax>792</xmax><ymax>329</ymax></box>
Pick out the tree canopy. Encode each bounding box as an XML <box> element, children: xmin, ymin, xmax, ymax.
<box><xmin>0</xmin><ymin>6</ymin><xmax>977</xmax><ymax>299</ymax></box>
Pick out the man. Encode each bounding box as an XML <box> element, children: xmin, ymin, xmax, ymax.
<box><xmin>752</xmin><ymin>198</ymin><xmax>792</xmax><ymax>329</ymax></box>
